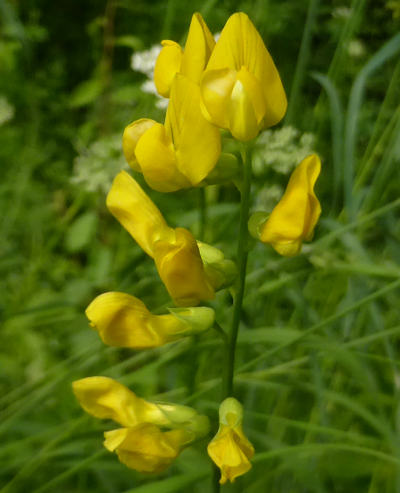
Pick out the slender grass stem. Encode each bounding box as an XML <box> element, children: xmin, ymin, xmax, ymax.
<box><xmin>285</xmin><ymin>0</ymin><xmax>320</xmax><ymax>124</ymax></box>
<box><xmin>223</xmin><ymin>144</ymin><xmax>252</xmax><ymax>398</ymax></box>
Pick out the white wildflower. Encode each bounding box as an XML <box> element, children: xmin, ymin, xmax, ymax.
<box><xmin>71</xmin><ymin>135</ymin><xmax>127</xmax><ymax>194</ymax></box>
<box><xmin>131</xmin><ymin>44</ymin><xmax>161</xmax><ymax>78</ymax></box>
<box><xmin>253</xmin><ymin>126</ymin><xmax>316</xmax><ymax>176</ymax></box>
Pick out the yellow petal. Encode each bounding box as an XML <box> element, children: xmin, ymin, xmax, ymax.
<box><xmin>135</xmin><ymin>122</ymin><xmax>191</xmax><ymax>192</ymax></box>
<box><xmin>85</xmin><ymin>292</ymin><xmax>191</xmax><ymax>349</ymax></box>
<box><xmin>72</xmin><ymin>376</ymin><xmax>170</xmax><ymax>428</ymax></box>
<box><xmin>260</xmin><ymin>154</ymin><xmax>321</xmax><ymax>256</ymax></box>
<box><xmin>180</xmin><ymin>13</ymin><xmax>215</xmax><ymax>84</ymax></box>
<box><xmin>103</xmin><ymin>427</ymin><xmax>128</xmax><ymax>452</ymax></box>
<box><xmin>208</xmin><ymin>397</ymin><xmax>255</xmax><ymax>483</ymax></box>
<box><xmin>105</xmin><ymin>423</ymin><xmax>189</xmax><ymax>473</ymax></box>
<box><xmin>208</xmin><ymin>426</ymin><xmax>254</xmax><ymax>484</ymax></box>
<box><xmin>302</xmin><ymin>154</ymin><xmax>322</xmax><ymax>240</ymax></box>
<box><xmin>122</xmin><ymin>119</ymin><xmax>156</xmax><ymax>171</ymax></box>
<box><xmin>201</xmin><ymin>12</ymin><xmax>287</xmax><ymax>135</ymax></box>
<box><xmin>200</xmin><ymin>67</ymin><xmax>237</xmax><ymax>128</ymax></box>
<box><xmin>228</xmin><ymin>68</ymin><xmax>261</xmax><ymax>141</ymax></box>
<box><xmin>167</xmin><ymin>74</ymin><xmax>221</xmax><ymax>185</ymax></box>
<box><xmin>106</xmin><ymin>171</ymin><xmax>172</xmax><ymax>257</ymax></box>
<box><xmin>154</xmin><ymin>40</ymin><xmax>183</xmax><ymax>98</ymax></box>
<box><xmin>153</xmin><ymin>227</ymin><xmax>215</xmax><ymax>306</ymax></box>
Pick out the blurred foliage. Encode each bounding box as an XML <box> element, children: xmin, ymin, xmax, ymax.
<box><xmin>1</xmin><ymin>0</ymin><xmax>400</xmax><ymax>492</ymax></box>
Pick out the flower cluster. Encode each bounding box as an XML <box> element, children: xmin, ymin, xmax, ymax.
<box><xmin>73</xmin><ymin>11</ymin><xmax>322</xmax><ymax>485</ymax></box>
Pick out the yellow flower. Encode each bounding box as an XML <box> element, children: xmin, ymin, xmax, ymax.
<box><xmin>152</xmin><ymin>227</ymin><xmax>215</xmax><ymax>306</ymax></box>
<box><xmin>86</xmin><ymin>291</ymin><xmax>215</xmax><ymax>348</ymax></box>
<box><xmin>103</xmin><ymin>423</ymin><xmax>190</xmax><ymax>473</ymax></box>
<box><xmin>73</xmin><ymin>377</ymin><xmax>210</xmax><ymax>473</ymax></box>
<box><xmin>106</xmin><ymin>171</ymin><xmax>228</xmax><ymax>306</ymax></box>
<box><xmin>123</xmin><ymin>74</ymin><xmax>221</xmax><ymax>192</ymax></box>
<box><xmin>154</xmin><ymin>12</ymin><xmax>215</xmax><ymax>97</ymax></box>
<box><xmin>200</xmin><ymin>12</ymin><xmax>287</xmax><ymax>141</ymax></box>
<box><xmin>208</xmin><ymin>397</ymin><xmax>254</xmax><ymax>484</ymax></box>
<box><xmin>259</xmin><ymin>154</ymin><xmax>322</xmax><ymax>256</ymax></box>
<box><xmin>72</xmin><ymin>377</ymin><xmax>172</xmax><ymax>428</ymax></box>
<box><xmin>124</xmin><ymin>13</ymin><xmax>217</xmax><ymax>191</ymax></box>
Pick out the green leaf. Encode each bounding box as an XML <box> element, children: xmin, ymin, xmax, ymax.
<box><xmin>64</xmin><ymin>211</ymin><xmax>98</xmax><ymax>253</ymax></box>
<box><xmin>69</xmin><ymin>78</ymin><xmax>103</xmax><ymax>108</ymax></box>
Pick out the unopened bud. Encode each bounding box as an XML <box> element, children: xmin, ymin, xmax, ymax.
<box><xmin>219</xmin><ymin>397</ymin><xmax>243</xmax><ymax>426</ymax></box>
<box><xmin>197</xmin><ymin>242</ymin><xmax>237</xmax><ymax>290</ymax></box>
<box><xmin>248</xmin><ymin>211</ymin><xmax>269</xmax><ymax>239</ymax></box>
<box><xmin>167</xmin><ymin>306</ymin><xmax>215</xmax><ymax>335</ymax></box>
<box><xmin>156</xmin><ymin>402</ymin><xmax>210</xmax><ymax>439</ymax></box>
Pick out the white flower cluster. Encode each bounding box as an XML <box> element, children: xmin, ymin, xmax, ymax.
<box><xmin>130</xmin><ymin>44</ymin><xmax>168</xmax><ymax>109</ymax></box>
<box><xmin>254</xmin><ymin>183</ymin><xmax>285</xmax><ymax>213</ymax></box>
<box><xmin>131</xmin><ymin>44</ymin><xmax>161</xmax><ymax>77</ymax></box>
<box><xmin>0</xmin><ymin>96</ymin><xmax>15</xmax><ymax>126</ymax></box>
<box><xmin>71</xmin><ymin>135</ymin><xmax>127</xmax><ymax>194</ymax></box>
<box><xmin>252</xmin><ymin>126</ymin><xmax>316</xmax><ymax>212</ymax></box>
<box><xmin>253</xmin><ymin>126</ymin><xmax>316</xmax><ymax>176</ymax></box>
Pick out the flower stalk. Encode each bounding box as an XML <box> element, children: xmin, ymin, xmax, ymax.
<box><xmin>223</xmin><ymin>144</ymin><xmax>252</xmax><ymax>399</ymax></box>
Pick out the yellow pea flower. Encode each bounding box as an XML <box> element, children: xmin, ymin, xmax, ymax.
<box><xmin>208</xmin><ymin>397</ymin><xmax>254</xmax><ymax>484</ymax></box>
<box><xmin>154</xmin><ymin>12</ymin><xmax>215</xmax><ymax>97</ymax></box>
<box><xmin>86</xmin><ymin>291</ymin><xmax>215</xmax><ymax>348</ymax></box>
<box><xmin>200</xmin><ymin>12</ymin><xmax>287</xmax><ymax>141</ymax></box>
<box><xmin>106</xmin><ymin>169</ymin><xmax>170</xmax><ymax>257</ymax></box>
<box><xmin>152</xmin><ymin>227</ymin><xmax>216</xmax><ymax>306</ymax></box>
<box><xmin>73</xmin><ymin>377</ymin><xmax>210</xmax><ymax>473</ymax></box>
<box><xmin>107</xmin><ymin>171</ymin><xmax>231</xmax><ymax>306</ymax></box>
<box><xmin>104</xmin><ymin>423</ymin><xmax>191</xmax><ymax>473</ymax></box>
<box><xmin>123</xmin><ymin>74</ymin><xmax>221</xmax><ymax>192</ymax></box>
<box><xmin>259</xmin><ymin>154</ymin><xmax>322</xmax><ymax>256</ymax></box>
<box><xmin>72</xmin><ymin>377</ymin><xmax>172</xmax><ymax>428</ymax></box>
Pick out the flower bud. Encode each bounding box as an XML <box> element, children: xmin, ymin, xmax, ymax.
<box><xmin>248</xmin><ymin>211</ymin><xmax>269</xmax><ymax>239</ymax></box>
<box><xmin>197</xmin><ymin>242</ymin><xmax>237</xmax><ymax>290</ymax></box>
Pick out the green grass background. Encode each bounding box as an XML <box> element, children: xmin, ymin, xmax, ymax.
<box><xmin>1</xmin><ymin>0</ymin><xmax>400</xmax><ymax>491</ymax></box>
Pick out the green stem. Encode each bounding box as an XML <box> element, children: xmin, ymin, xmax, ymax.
<box><xmin>212</xmin><ymin>463</ymin><xmax>221</xmax><ymax>493</ymax></box>
<box><xmin>199</xmin><ymin>187</ymin><xmax>206</xmax><ymax>240</ymax></box>
<box><xmin>223</xmin><ymin>144</ymin><xmax>252</xmax><ymax>398</ymax></box>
